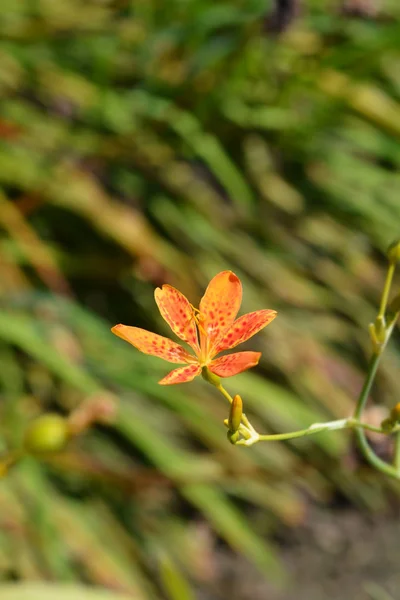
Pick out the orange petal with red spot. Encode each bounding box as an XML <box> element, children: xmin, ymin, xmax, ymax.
<box><xmin>199</xmin><ymin>271</ymin><xmax>242</xmax><ymax>350</ymax></box>
<box><xmin>155</xmin><ymin>285</ymin><xmax>199</xmax><ymax>353</ymax></box>
<box><xmin>213</xmin><ymin>309</ymin><xmax>277</xmax><ymax>355</ymax></box>
<box><xmin>209</xmin><ymin>351</ymin><xmax>261</xmax><ymax>377</ymax></box>
<box><xmin>158</xmin><ymin>364</ymin><xmax>202</xmax><ymax>385</ymax></box>
<box><xmin>111</xmin><ymin>324</ymin><xmax>194</xmax><ymax>363</ymax></box>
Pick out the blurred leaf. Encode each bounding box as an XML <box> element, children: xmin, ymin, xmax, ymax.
<box><xmin>0</xmin><ymin>584</ymin><xmax>133</xmax><ymax>600</ymax></box>
<box><xmin>159</xmin><ymin>554</ymin><xmax>195</xmax><ymax>600</ymax></box>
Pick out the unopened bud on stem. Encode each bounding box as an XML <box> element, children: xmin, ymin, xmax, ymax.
<box><xmin>390</xmin><ymin>402</ymin><xmax>400</xmax><ymax>424</ymax></box>
<box><xmin>24</xmin><ymin>414</ymin><xmax>70</xmax><ymax>455</ymax></box>
<box><xmin>387</xmin><ymin>240</ymin><xmax>400</xmax><ymax>264</ymax></box>
<box><xmin>380</xmin><ymin>403</ymin><xmax>400</xmax><ymax>432</ymax></box>
<box><xmin>228</xmin><ymin>395</ymin><xmax>243</xmax><ymax>433</ymax></box>
<box><xmin>374</xmin><ymin>316</ymin><xmax>387</xmax><ymax>344</ymax></box>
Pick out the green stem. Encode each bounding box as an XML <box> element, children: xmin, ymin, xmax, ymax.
<box><xmin>244</xmin><ymin>419</ymin><xmax>399</xmax><ymax>445</ymax></box>
<box><xmin>354</xmin><ymin>353</ymin><xmax>381</xmax><ymax>421</ymax></box>
<box><xmin>216</xmin><ymin>383</ymin><xmax>233</xmax><ymax>404</ymax></box>
<box><xmin>258</xmin><ymin>423</ymin><xmax>346</xmax><ymax>442</ymax></box>
<box><xmin>353</xmin><ymin>341</ymin><xmax>399</xmax><ymax>478</ymax></box>
<box><xmin>378</xmin><ymin>261</ymin><xmax>396</xmax><ymax>319</ymax></box>
<box><xmin>352</xmin><ymin>260</ymin><xmax>400</xmax><ymax>477</ymax></box>
<box><xmin>394</xmin><ymin>432</ymin><xmax>400</xmax><ymax>474</ymax></box>
<box><xmin>348</xmin><ymin>420</ymin><xmax>398</xmax><ymax>434</ymax></box>
<box><xmin>215</xmin><ymin>336</ymin><xmax>400</xmax><ymax>478</ymax></box>
<box><xmin>216</xmin><ymin>380</ymin><xmax>400</xmax><ymax>444</ymax></box>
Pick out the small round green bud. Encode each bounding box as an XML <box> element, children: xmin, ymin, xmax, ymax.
<box><xmin>24</xmin><ymin>414</ymin><xmax>70</xmax><ymax>455</ymax></box>
<box><xmin>380</xmin><ymin>418</ymin><xmax>395</xmax><ymax>433</ymax></box>
<box><xmin>387</xmin><ymin>240</ymin><xmax>400</xmax><ymax>264</ymax></box>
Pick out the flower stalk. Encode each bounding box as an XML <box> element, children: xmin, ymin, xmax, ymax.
<box><xmin>110</xmin><ymin>259</ymin><xmax>400</xmax><ymax>481</ymax></box>
<box><xmin>206</xmin><ymin>249</ymin><xmax>400</xmax><ymax>480</ymax></box>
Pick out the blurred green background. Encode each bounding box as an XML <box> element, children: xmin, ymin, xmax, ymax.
<box><xmin>1</xmin><ymin>1</ymin><xmax>400</xmax><ymax>599</ymax></box>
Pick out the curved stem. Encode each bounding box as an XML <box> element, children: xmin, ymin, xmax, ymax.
<box><xmin>216</xmin><ymin>382</ymin><xmax>400</xmax><ymax>445</ymax></box>
<box><xmin>353</xmin><ymin>326</ymin><xmax>399</xmax><ymax>478</ymax></box>
<box><xmin>215</xmin><ymin>325</ymin><xmax>400</xmax><ymax>479</ymax></box>
<box><xmin>216</xmin><ymin>383</ymin><xmax>233</xmax><ymax>404</ymax></box>
<box><xmin>354</xmin><ymin>353</ymin><xmax>381</xmax><ymax>421</ymax></box>
<box><xmin>354</xmin><ymin>427</ymin><xmax>397</xmax><ymax>478</ymax></box>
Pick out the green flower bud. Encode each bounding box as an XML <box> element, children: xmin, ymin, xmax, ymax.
<box><xmin>24</xmin><ymin>414</ymin><xmax>70</xmax><ymax>455</ymax></box>
<box><xmin>374</xmin><ymin>316</ymin><xmax>387</xmax><ymax>344</ymax></box>
<box><xmin>387</xmin><ymin>240</ymin><xmax>400</xmax><ymax>264</ymax></box>
<box><xmin>380</xmin><ymin>403</ymin><xmax>400</xmax><ymax>432</ymax></box>
<box><xmin>228</xmin><ymin>394</ymin><xmax>243</xmax><ymax>433</ymax></box>
<box><xmin>389</xmin><ymin>402</ymin><xmax>400</xmax><ymax>424</ymax></box>
<box><xmin>380</xmin><ymin>417</ymin><xmax>395</xmax><ymax>433</ymax></box>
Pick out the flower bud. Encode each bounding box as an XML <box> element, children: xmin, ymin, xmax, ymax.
<box><xmin>380</xmin><ymin>417</ymin><xmax>395</xmax><ymax>433</ymax></box>
<box><xmin>389</xmin><ymin>402</ymin><xmax>400</xmax><ymax>424</ymax></box>
<box><xmin>374</xmin><ymin>316</ymin><xmax>387</xmax><ymax>344</ymax></box>
<box><xmin>387</xmin><ymin>240</ymin><xmax>400</xmax><ymax>264</ymax></box>
<box><xmin>228</xmin><ymin>394</ymin><xmax>243</xmax><ymax>433</ymax></box>
<box><xmin>380</xmin><ymin>403</ymin><xmax>400</xmax><ymax>432</ymax></box>
<box><xmin>24</xmin><ymin>414</ymin><xmax>70</xmax><ymax>455</ymax></box>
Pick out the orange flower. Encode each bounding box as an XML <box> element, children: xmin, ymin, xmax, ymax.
<box><xmin>112</xmin><ymin>271</ymin><xmax>277</xmax><ymax>385</ymax></box>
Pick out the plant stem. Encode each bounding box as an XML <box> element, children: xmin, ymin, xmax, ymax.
<box><xmin>353</xmin><ymin>340</ymin><xmax>399</xmax><ymax>478</ymax></box>
<box><xmin>378</xmin><ymin>262</ymin><xmax>396</xmax><ymax>319</ymax></box>
<box><xmin>214</xmin><ymin>260</ymin><xmax>400</xmax><ymax>478</ymax></box>
<box><xmin>394</xmin><ymin>433</ymin><xmax>400</xmax><ymax>474</ymax></box>
<box><xmin>244</xmin><ymin>419</ymin><xmax>399</xmax><ymax>445</ymax></box>
<box><xmin>354</xmin><ymin>353</ymin><xmax>381</xmax><ymax>421</ymax></box>
<box><xmin>216</xmin><ymin>383</ymin><xmax>233</xmax><ymax>404</ymax></box>
<box><xmin>216</xmin><ymin>382</ymin><xmax>400</xmax><ymax>445</ymax></box>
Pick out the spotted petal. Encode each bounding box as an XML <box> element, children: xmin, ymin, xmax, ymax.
<box><xmin>213</xmin><ymin>309</ymin><xmax>277</xmax><ymax>355</ymax></box>
<box><xmin>158</xmin><ymin>364</ymin><xmax>202</xmax><ymax>385</ymax></box>
<box><xmin>199</xmin><ymin>271</ymin><xmax>242</xmax><ymax>350</ymax></box>
<box><xmin>155</xmin><ymin>285</ymin><xmax>199</xmax><ymax>353</ymax></box>
<box><xmin>209</xmin><ymin>351</ymin><xmax>261</xmax><ymax>377</ymax></box>
<box><xmin>112</xmin><ymin>324</ymin><xmax>194</xmax><ymax>363</ymax></box>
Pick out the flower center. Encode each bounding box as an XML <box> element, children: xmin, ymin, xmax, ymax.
<box><xmin>190</xmin><ymin>305</ymin><xmax>209</xmax><ymax>363</ymax></box>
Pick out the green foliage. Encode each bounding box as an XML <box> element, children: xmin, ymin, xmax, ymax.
<box><xmin>1</xmin><ymin>0</ymin><xmax>400</xmax><ymax>597</ymax></box>
<box><xmin>0</xmin><ymin>583</ymin><xmax>133</xmax><ymax>600</ymax></box>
